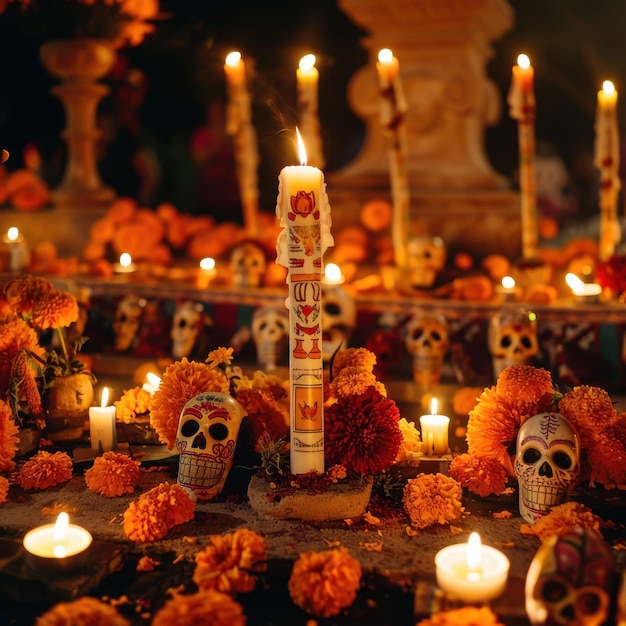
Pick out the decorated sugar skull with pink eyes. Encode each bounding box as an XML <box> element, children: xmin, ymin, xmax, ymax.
<box><xmin>176</xmin><ymin>392</ymin><xmax>245</xmax><ymax>501</ymax></box>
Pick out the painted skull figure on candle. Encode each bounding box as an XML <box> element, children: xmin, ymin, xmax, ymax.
<box><xmin>514</xmin><ymin>412</ymin><xmax>580</xmax><ymax>524</ymax></box>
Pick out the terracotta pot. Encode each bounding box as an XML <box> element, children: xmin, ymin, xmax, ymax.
<box><xmin>45</xmin><ymin>373</ymin><xmax>94</xmax><ymax>442</ymax></box>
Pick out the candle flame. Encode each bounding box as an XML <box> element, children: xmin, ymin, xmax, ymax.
<box><xmin>565</xmin><ymin>272</ymin><xmax>584</xmax><ymax>291</ymax></box>
<box><xmin>54</xmin><ymin>544</ymin><xmax>68</xmax><ymax>558</ymax></box>
<box><xmin>517</xmin><ymin>53</ymin><xmax>530</xmax><ymax>70</ymax></box>
<box><xmin>53</xmin><ymin>512</ymin><xmax>69</xmax><ymax>542</ymax></box>
<box><xmin>378</xmin><ymin>48</ymin><xmax>393</xmax><ymax>64</ymax></box>
<box><xmin>296</xmin><ymin>127</ymin><xmax>307</xmax><ymax>166</ymax></box>
<box><xmin>146</xmin><ymin>372</ymin><xmax>161</xmax><ymax>387</ymax></box>
<box><xmin>603</xmin><ymin>80</ymin><xmax>615</xmax><ymax>96</ymax></box>
<box><xmin>299</xmin><ymin>53</ymin><xmax>316</xmax><ymax>71</ymax></box>
<box><xmin>225</xmin><ymin>51</ymin><xmax>242</xmax><ymax>67</ymax></box>
<box><xmin>119</xmin><ymin>252</ymin><xmax>132</xmax><ymax>268</ymax></box>
<box><xmin>7</xmin><ymin>226</ymin><xmax>19</xmax><ymax>241</ymax></box>
<box><xmin>324</xmin><ymin>263</ymin><xmax>344</xmax><ymax>285</ymax></box>
<box><xmin>100</xmin><ymin>387</ymin><xmax>110</xmax><ymax>408</ymax></box>
<box><xmin>501</xmin><ymin>275</ymin><xmax>515</xmax><ymax>289</ymax></box>
<box><xmin>466</xmin><ymin>532</ymin><xmax>482</xmax><ymax>572</ymax></box>
<box><xmin>430</xmin><ymin>397</ymin><xmax>438</xmax><ymax>416</ymax></box>
<box><xmin>200</xmin><ymin>257</ymin><xmax>216</xmax><ymax>271</ymax></box>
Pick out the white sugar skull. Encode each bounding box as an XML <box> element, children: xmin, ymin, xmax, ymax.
<box><xmin>403</xmin><ymin>312</ymin><xmax>450</xmax><ymax>386</ymax></box>
<box><xmin>321</xmin><ymin>285</ymin><xmax>356</xmax><ymax>361</ymax></box>
<box><xmin>251</xmin><ymin>304</ymin><xmax>289</xmax><ymax>371</ymax></box>
<box><xmin>171</xmin><ymin>300</ymin><xmax>206</xmax><ymax>359</ymax></box>
<box><xmin>489</xmin><ymin>308</ymin><xmax>538</xmax><ymax>380</ymax></box>
<box><xmin>407</xmin><ymin>236</ymin><xmax>446</xmax><ymax>288</ymax></box>
<box><xmin>112</xmin><ymin>295</ymin><xmax>146</xmax><ymax>352</ymax></box>
<box><xmin>176</xmin><ymin>392</ymin><xmax>245</xmax><ymax>501</ymax></box>
<box><xmin>514</xmin><ymin>412</ymin><xmax>580</xmax><ymax>524</ymax></box>
<box><xmin>526</xmin><ymin>528</ymin><xmax>614</xmax><ymax>626</ymax></box>
<box><xmin>230</xmin><ymin>241</ymin><xmax>267</xmax><ymax>287</ymax></box>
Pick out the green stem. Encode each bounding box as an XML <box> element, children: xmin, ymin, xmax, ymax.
<box><xmin>56</xmin><ymin>328</ymin><xmax>70</xmax><ymax>375</ymax></box>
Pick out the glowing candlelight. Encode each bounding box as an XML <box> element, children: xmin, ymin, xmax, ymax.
<box><xmin>1</xmin><ymin>226</ymin><xmax>31</xmax><ymax>272</ymax></box>
<box><xmin>89</xmin><ymin>387</ymin><xmax>117</xmax><ymax>452</ymax></box>
<box><xmin>323</xmin><ymin>262</ymin><xmax>345</xmax><ymax>285</ymax></box>
<box><xmin>142</xmin><ymin>372</ymin><xmax>162</xmax><ymax>395</ymax></box>
<box><xmin>496</xmin><ymin>275</ymin><xmax>520</xmax><ymax>302</ymax></box>
<box><xmin>114</xmin><ymin>252</ymin><xmax>137</xmax><ymax>274</ymax></box>
<box><xmin>565</xmin><ymin>273</ymin><xmax>602</xmax><ymax>302</ymax></box>
<box><xmin>297</xmin><ymin>53</ymin><xmax>324</xmax><ymax>168</ymax></box>
<box><xmin>197</xmin><ymin>256</ymin><xmax>217</xmax><ymax>288</ymax></box>
<box><xmin>419</xmin><ymin>397</ymin><xmax>450</xmax><ymax>456</ymax></box>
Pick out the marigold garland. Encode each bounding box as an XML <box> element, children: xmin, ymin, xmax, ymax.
<box><xmin>0</xmin><ymin>475</ymin><xmax>9</xmax><ymax>504</ymax></box>
<box><xmin>520</xmin><ymin>502</ymin><xmax>602</xmax><ymax>542</ymax></box>
<box><xmin>403</xmin><ymin>473</ymin><xmax>463</xmax><ymax>529</ymax></box>
<box><xmin>287</xmin><ymin>547</ymin><xmax>362</xmax><ymax>618</ymax></box>
<box><xmin>84</xmin><ymin>451</ymin><xmax>141</xmax><ymax>497</ymax></box>
<box><xmin>34</xmin><ymin>596</ymin><xmax>129</xmax><ymax>626</ymax></box>
<box><xmin>151</xmin><ymin>590</ymin><xmax>246</xmax><ymax>626</ymax></box>
<box><xmin>416</xmin><ymin>606</ymin><xmax>505</xmax><ymax>626</ymax></box>
<box><xmin>16</xmin><ymin>450</ymin><xmax>73</xmax><ymax>490</ymax></box>
<box><xmin>123</xmin><ymin>482</ymin><xmax>195</xmax><ymax>542</ymax></box>
<box><xmin>449</xmin><ymin>453</ymin><xmax>508</xmax><ymax>497</ymax></box>
<box><xmin>114</xmin><ymin>386</ymin><xmax>152</xmax><ymax>424</ymax></box>
<box><xmin>0</xmin><ymin>399</ymin><xmax>20</xmax><ymax>472</ymax></box>
<box><xmin>193</xmin><ymin>528</ymin><xmax>267</xmax><ymax>595</ymax></box>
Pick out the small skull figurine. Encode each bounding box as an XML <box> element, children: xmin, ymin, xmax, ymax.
<box><xmin>407</xmin><ymin>236</ymin><xmax>446</xmax><ymax>288</ymax></box>
<box><xmin>251</xmin><ymin>304</ymin><xmax>289</xmax><ymax>371</ymax></box>
<box><xmin>112</xmin><ymin>294</ymin><xmax>146</xmax><ymax>352</ymax></box>
<box><xmin>176</xmin><ymin>392</ymin><xmax>245</xmax><ymax>501</ymax></box>
<box><xmin>514</xmin><ymin>412</ymin><xmax>580</xmax><ymax>524</ymax></box>
<box><xmin>489</xmin><ymin>308</ymin><xmax>538</xmax><ymax>380</ymax></box>
<box><xmin>525</xmin><ymin>528</ymin><xmax>614</xmax><ymax>626</ymax></box>
<box><xmin>171</xmin><ymin>300</ymin><xmax>206</xmax><ymax>359</ymax></box>
<box><xmin>229</xmin><ymin>241</ymin><xmax>267</xmax><ymax>288</ymax></box>
<box><xmin>402</xmin><ymin>312</ymin><xmax>450</xmax><ymax>386</ymax></box>
<box><xmin>321</xmin><ymin>284</ymin><xmax>357</xmax><ymax>361</ymax></box>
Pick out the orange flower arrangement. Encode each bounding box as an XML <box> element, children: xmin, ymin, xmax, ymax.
<box><xmin>123</xmin><ymin>482</ymin><xmax>195</xmax><ymax>542</ymax></box>
<box><xmin>0</xmin><ymin>474</ymin><xmax>9</xmax><ymax>504</ymax></box>
<box><xmin>84</xmin><ymin>451</ymin><xmax>141</xmax><ymax>497</ymax></box>
<box><xmin>193</xmin><ymin>528</ymin><xmax>267</xmax><ymax>595</ymax></box>
<box><xmin>416</xmin><ymin>606</ymin><xmax>505</xmax><ymax>626</ymax></box>
<box><xmin>114</xmin><ymin>386</ymin><xmax>151</xmax><ymax>424</ymax></box>
<box><xmin>520</xmin><ymin>502</ymin><xmax>602</xmax><ymax>542</ymax></box>
<box><xmin>151</xmin><ymin>590</ymin><xmax>246</xmax><ymax>626</ymax></box>
<box><xmin>0</xmin><ymin>398</ymin><xmax>20</xmax><ymax>472</ymax></box>
<box><xmin>16</xmin><ymin>450</ymin><xmax>73</xmax><ymax>490</ymax></box>
<box><xmin>288</xmin><ymin>547</ymin><xmax>362</xmax><ymax>618</ymax></box>
<box><xmin>34</xmin><ymin>596</ymin><xmax>130</xmax><ymax>626</ymax></box>
<box><xmin>403</xmin><ymin>473</ymin><xmax>463</xmax><ymax>530</ymax></box>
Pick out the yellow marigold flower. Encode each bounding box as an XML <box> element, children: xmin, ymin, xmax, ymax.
<box><xmin>123</xmin><ymin>482</ymin><xmax>195</xmax><ymax>542</ymax></box>
<box><xmin>16</xmin><ymin>450</ymin><xmax>73</xmax><ymax>491</ymax></box>
<box><xmin>0</xmin><ymin>475</ymin><xmax>9</xmax><ymax>504</ymax></box>
<box><xmin>288</xmin><ymin>547</ymin><xmax>362</xmax><ymax>618</ymax></box>
<box><xmin>0</xmin><ymin>399</ymin><xmax>20</xmax><ymax>472</ymax></box>
<box><xmin>205</xmin><ymin>346</ymin><xmax>234</xmax><ymax>369</ymax></box>
<box><xmin>194</xmin><ymin>528</ymin><xmax>267</xmax><ymax>595</ymax></box>
<box><xmin>4</xmin><ymin>275</ymin><xmax>53</xmax><ymax>317</ymax></box>
<box><xmin>114</xmin><ymin>386</ymin><xmax>152</xmax><ymax>424</ymax></box>
<box><xmin>151</xmin><ymin>590</ymin><xmax>245</xmax><ymax>626</ymax></box>
<box><xmin>149</xmin><ymin>358</ymin><xmax>229</xmax><ymax>448</ymax></box>
<box><xmin>403</xmin><ymin>473</ymin><xmax>463</xmax><ymax>530</ymax></box>
<box><xmin>520</xmin><ymin>502</ymin><xmax>602</xmax><ymax>543</ymax></box>
<box><xmin>331</xmin><ymin>347</ymin><xmax>376</xmax><ymax>378</ymax></box>
<box><xmin>416</xmin><ymin>606</ymin><xmax>505</xmax><ymax>626</ymax></box>
<box><xmin>330</xmin><ymin>366</ymin><xmax>386</xmax><ymax>400</ymax></box>
<box><xmin>84</xmin><ymin>451</ymin><xmax>141</xmax><ymax>497</ymax></box>
<box><xmin>35</xmin><ymin>596</ymin><xmax>130</xmax><ymax>626</ymax></box>
<box><xmin>395</xmin><ymin>417</ymin><xmax>422</xmax><ymax>463</ymax></box>
<box><xmin>30</xmin><ymin>290</ymin><xmax>79</xmax><ymax>330</ymax></box>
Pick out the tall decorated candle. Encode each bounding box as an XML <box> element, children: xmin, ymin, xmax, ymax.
<box><xmin>275</xmin><ymin>129</ymin><xmax>333</xmax><ymax>474</ymax></box>
<box><xmin>594</xmin><ymin>80</ymin><xmax>621</xmax><ymax>261</ymax></box>
<box><xmin>297</xmin><ymin>54</ymin><xmax>324</xmax><ymax>168</ymax></box>
<box><xmin>508</xmin><ymin>53</ymin><xmax>538</xmax><ymax>259</ymax></box>
<box><xmin>224</xmin><ymin>51</ymin><xmax>260</xmax><ymax>237</ymax></box>
<box><xmin>376</xmin><ymin>48</ymin><xmax>409</xmax><ymax>269</ymax></box>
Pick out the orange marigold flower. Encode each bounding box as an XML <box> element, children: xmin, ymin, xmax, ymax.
<box><xmin>34</xmin><ymin>596</ymin><xmax>130</xmax><ymax>626</ymax></box>
<box><xmin>288</xmin><ymin>547</ymin><xmax>362</xmax><ymax>618</ymax></box>
<box><xmin>0</xmin><ymin>317</ymin><xmax>43</xmax><ymax>397</ymax></box>
<box><xmin>12</xmin><ymin>349</ymin><xmax>44</xmax><ymax>425</ymax></box>
<box><xmin>583</xmin><ymin>419</ymin><xmax>626</xmax><ymax>489</ymax></box>
<box><xmin>123</xmin><ymin>482</ymin><xmax>195</xmax><ymax>542</ymax></box>
<box><xmin>0</xmin><ymin>399</ymin><xmax>20</xmax><ymax>472</ymax></box>
<box><xmin>205</xmin><ymin>346</ymin><xmax>234</xmax><ymax>369</ymax></box>
<box><xmin>114</xmin><ymin>386</ymin><xmax>152</xmax><ymax>424</ymax></box>
<box><xmin>449</xmin><ymin>453</ymin><xmax>508</xmax><ymax>497</ymax></box>
<box><xmin>331</xmin><ymin>348</ymin><xmax>376</xmax><ymax>378</ymax></box>
<box><xmin>85</xmin><ymin>451</ymin><xmax>141</xmax><ymax>497</ymax></box>
<box><xmin>452</xmin><ymin>386</ymin><xmax>482</xmax><ymax>416</ymax></box>
<box><xmin>16</xmin><ymin>450</ymin><xmax>73</xmax><ymax>490</ymax></box>
<box><xmin>149</xmin><ymin>358</ymin><xmax>229</xmax><ymax>448</ymax></box>
<box><xmin>30</xmin><ymin>290</ymin><xmax>79</xmax><ymax>330</ymax></box>
<box><xmin>403</xmin><ymin>473</ymin><xmax>463</xmax><ymax>530</ymax></box>
<box><xmin>520</xmin><ymin>502</ymin><xmax>602</xmax><ymax>542</ymax></box>
<box><xmin>395</xmin><ymin>417</ymin><xmax>422</xmax><ymax>463</ymax></box>
<box><xmin>4</xmin><ymin>275</ymin><xmax>53</xmax><ymax>317</ymax></box>
<box><xmin>151</xmin><ymin>590</ymin><xmax>245</xmax><ymax>626</ymax></box>
<box><xmin>0</xmin><ymin>475</ymin><xmax>9</xmax><ymax>504</ymax></box>
<box><xmin>495</xmin><ymin>365</ymin><xmax>554</xmax><ymax>415</ymax></box>
<box><xmin>416</xmin><ymin>606</ymin><xmax>505</xmax><ymax>626</ymax></box>
<box><xmin>326</xmin><ymin>464</ymin><xmax>347</xmax><ymax>483</ymax></box>
<box><xmin>194</xmin><ymin>528</ymin><xmax>267</xmax><ymax>595</ymax></box>
<box><xmin>330</xmin><ymin>366</ymin><xmax>386</xmax><ymax>399</ymax></box>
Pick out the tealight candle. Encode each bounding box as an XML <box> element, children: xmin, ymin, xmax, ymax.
<box><xmin>197</xmin><ymin>257</ymin><xmax>217</xmax><ymax>288</ymax></box>
<box><xmin>419</xmin><ymin>397</ymin><xmax>450</xmax><ymax>456</ymax></box>
<box><xmin>565</xmin><ymin>273</ymin><xmax>602</xmax><ymax>303</ymax></box>
<box><xmin>495</xmin><ymin>275</ymin><xmax>520</xmax><ymax>302</ymax></box>
<box><xmin>435</xmin><ymin>532</ymin><xmax>510</xmax><ymax>603</ymax></box>
<box><xmin>323</xmin><ymin>262</ymin><xmax>345</xmax><ymax>286</ymax></box>
<box><xmin>141</xmin><ymin>372</ymin><xmax>161</xmax><ymax>396</ymax></box>
<box><xmin>89</xmin><ymin>387</ymin><xmax>117</xmax><ymax>452</ymax></box>
<box><xmin>1</xmin><ymin>226</ymin><xmax>31</xmax><ymax>272</ymax></box>
<box><xmin>114</xmin><ymin>252</ymin><xmax>137</xmax><ymax>274</ymax></box>
<box><xmin>23</xmin><ymin>512</ymin><xmax>92</xmax><ymax>574</ymax></box>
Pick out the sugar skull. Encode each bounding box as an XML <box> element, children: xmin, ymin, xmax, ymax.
<box><xmin>251</xmin><ymin>304</ymin><xmax>289</xmax><ymax>371</ymax></box>
<box><xmin>489</xmin><ymin>308</ymin><xmax>538</xmax><ymax>380</ymax></box>
<box><xmin>229</xmin><ymin>241</ymin><xmax>267</xmax><ymax>287</ymax></box>
<box><xmin>171</xmin><ymin>300</ymin><xmax>206</xmax><ymax>359</ymax></box>
<box><xmin>407</xmin><ymin>235</ymin><xmax>446</xmax><ymax>288</ymax></box>
<box><xmin>176</xmin><ymin>392</ymin><xmax>245</xmax><ymax>501</ymax></box>
<box><xmin>514</xmin><ymin>412</ymin><xmax>580</xmax><ymax>524</ymax></box>
<box><xmin>525</xmin><ymin>528</ymin><xmax>614</xmax><ymax>626</ymax></box>
<box><xmin>112</xmin><ymin>294</ymin><xmax>146</xmax><ymax>352</ymax></box>
<box><xmin>402</xmin><ymin>312</ymin><xmax>450</xmax><ymax>386</ymax></box>
<box><xmin>321</xmin><ymin>284</ymin><xmax>356</xmax><ymax>361</ymax></box>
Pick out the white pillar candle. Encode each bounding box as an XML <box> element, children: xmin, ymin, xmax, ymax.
<box><xmin>275</xmin><ymin>128</ymin><xmax>334</xmax><ymax>474</ymax></box>
<box><xmin>419</xmin><ymin>397</ymin><xmax>449</xmax><ymax>456</ymax></box>
<box><xmin>2</xmin><ymin>227</ymin><xmax>31</xmax><ymax>272</ymax></box>
<box><xmin>297</xmin><ymin>53</ymin><xmax>324</xmax><ymax>168</ymax></box>
<box><xmin>89</xmin><ymin>386</ymin><xmax>117</xmax><ymax>452</ymax></box>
